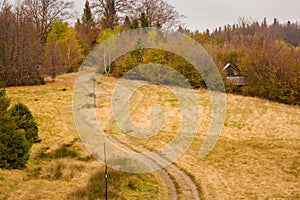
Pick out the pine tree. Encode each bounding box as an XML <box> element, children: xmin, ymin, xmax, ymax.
<box><xmin>0</xmin><ymin>90</ymin><xmax>10</xmax><ymax>115</ymax></box>
<box><xmin>75</xmin><ymin>0</ymin><xmax>98</xmax><ymax>56</ymax></box>
<box><xmin>82</xmin><ymin>0</ymin><xmax>93</xmax><ymax>23</ymax></box>
<box><xmin>130</xmin><ymin>19</ymin><xmax>139</xmax><ymax>29</ymax></box>
<box><xmin>101</xmin><ymin>0</ymin><xmax>117</xmax><ymax>29</ymax></box>
<box><xmin>0</xmin><ymin>90</ymin><xmax>31</xmax><ymax>169</ymax></box>
<box><xmin>123</xmin><ymin>16</ymin><xmax>131</xmax><ymax>30</ymax></box>
<box><xmin>155</xmin><ymin>21</ymin><xmax>162</xmax><ymax>29</ymax></box>
<box><xmin>129</xmin><ymin>13</ymin><xmax>150</xmax><ymax>29</ymax></box>
<box><xmin>9</xmin><ymin>103</ymin><xmax>40</xmax><ymax>145</ymax></box>
<box><xmin>140</xmin><ymin>12</ymin><xmax>149</xmax><ymax>28</ymax></box>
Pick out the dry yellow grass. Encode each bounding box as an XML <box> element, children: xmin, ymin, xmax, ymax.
<box><xmin>95</xmin><ymin>75</ymin><xmax>300</xmax><ymax>199</ymax></box>
<box><xmin>179</xmin><ymin>94</ymin><xmax>300</xmax><ymax>199</ymax></box>
<box><xmin>0</xmin><ymin>73</ymin><xmax>167</xmax><ymax>200</ymax></box>
<box><xmin>0</xmin><ymin>73</ymin><xmax>299</xmax><ymax>199</ymax></box>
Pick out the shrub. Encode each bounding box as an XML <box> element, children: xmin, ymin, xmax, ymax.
<box><xmin>0</xmin><ymin>127</ymin><xmax>30</xmax><ymax>169</ymax></box>
<box><xmin>0</xmin><ymin>90</ymin><xmax>31</xmax><ymax>169</ymax></box>
<box><xmin>0</xmin><ymin>90</ymin><xmax>10</xmax><ymax>114</ymax></box>
<box><xmin>0</xmin><ymin>90</ymin><xmax>38</xmax><ymax>169</ymax></box>
<box><xmin>9</xmin><ymin>103</ymin><xmax>40</xmax><ymax>145</ymax></box>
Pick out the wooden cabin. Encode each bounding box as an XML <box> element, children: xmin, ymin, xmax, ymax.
<box><xmin>222</xmin><ymin>63</ymin><xmax>247</xmax><ymax>86</ymax></box>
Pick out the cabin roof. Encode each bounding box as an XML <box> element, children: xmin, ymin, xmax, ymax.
<box><xmin>222</xmin><ymin>63</ymin><xmax>247</xmax><ymax>86</ymax></box>
<box><xmin>222</xmin><ymin>63</ymin><xmax>241</xmax><ymax>73</ymax></box>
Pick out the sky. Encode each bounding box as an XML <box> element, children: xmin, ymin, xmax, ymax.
<box><xmin>75</xmin><ymin>0</ymin><xmax>300</xmax><ymax>31</ymax></box>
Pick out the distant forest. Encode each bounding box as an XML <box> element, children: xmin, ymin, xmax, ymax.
<box><xmin>190</xmin><ymin>18</ymin><xmax>300</xmax><ymax>105</ymax></box>
<box><xmin>0</xmin><ymin>0</ymin><xmax>299</xmax><ymax>105</ymax></box>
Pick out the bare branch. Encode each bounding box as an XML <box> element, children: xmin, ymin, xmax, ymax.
<box><xmin>136</xmin><ymin>0</ymin><xmax>184</xmax><ymax>29</ymax></box>
<box><xmin>22</xmin><ymin>0</ymin><xmax>74</xmax><ymax>41</ymax></box>
<box><xmin>91</xmin><ymin>0</ymin><xmax>137</xmax><ymax>28</ymax></box>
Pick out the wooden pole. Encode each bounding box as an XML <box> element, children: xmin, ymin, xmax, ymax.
<box><xmin>93</xmin><ymin>80</ymin><xmax>96</xmax><ymax>108</ymax></box>
<box><xmin>104</xmin><ymin>143</ymin><xmax>108</xmax><ymax>200</ymax></box>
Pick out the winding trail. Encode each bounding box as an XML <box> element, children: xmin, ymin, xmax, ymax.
<box><xmin>106</xmin><ymin>123</ymin><xmax>200</xmax><ymax>199</ymax></box>
<box><xmin>99</xmin><ymin>82</ymin><xmax>201</xmax><ymax>199</ymax></box>
<box><xmin>107</xmin><ymin>133</ymin><xmax>178</xmax><ymax>199</ymax></box>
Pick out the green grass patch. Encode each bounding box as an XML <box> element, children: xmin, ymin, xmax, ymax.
<box><xmin>70</xmin><ymin>170</ymin><xmax>162</xmax><ymax>200</ymax></box>
<box><xmin>39</xmin><ymin>144</ymin><xmax>79</xmax><ymax>160</ymax></box>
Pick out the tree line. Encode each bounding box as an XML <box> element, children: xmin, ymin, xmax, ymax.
<box><xmin>191</xmin><ymin>18</ymin><xmax>300</xmax><ymax>105</ymax></box>
<box><xmin>0</xmin><ymin>0</ymin><xmax>299</xmax><ymax>105</ymax></box>
<box><xmin>0</xmin><ymin>0</ymin><xmax>180</xmax><ymax>86</ymax></box>
<box><xmin>104</xmin><ymin>17</ymin><xmax>300</xmax><ymax>105</ymax></box>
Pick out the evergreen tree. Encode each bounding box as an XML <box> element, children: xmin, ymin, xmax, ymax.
<box><xmin>140</xmin><ymin>12</ymin><xmax>149</xmax><ymax>27</ymax></box>
<box><xmin>155</xmin><ymin>21</ymin><xmax>162</xmax><ymax>29</ymax></box>
<box><xmin>9</xmin><ymin>103</ymin><xmax>40</xmax><ymax>145</ymax></box>
<box><xmin>0</xmin><ymin>122</ymin><xmax>30</xmax><ymax>169</ymax></box>
<box><xmin>0</xmin><ymin>90</ymin><xmax>10</xmax><ymax>114</ymax></box>
<box><xmin>82</xmin><ymin>0</ymin><xmax>93</xmax><ymax>23</ymax></box>
<box><xmin>0</xmin><ymin>90</ymin><xmax>31</xmax><ymax>169</ymax></box>
<box><xmin>75</xmin><ymin>0</ymin><xmax>98</xmax><ymax>56</ymax></box>
<box><xmin>95</xmin><ymin>0</ymin><xmax>136</xmax><ymax>29</ymax></box>
<box><xmin>130</xmin><ymin>19</ymin><xmax>139</xmax><ymax>29</ymax></box>
<box><xmin>123</xmin><ymin>16</ymin><xmax>132</xmax><ymax>30</ymax></box>
<box><xmin>101</xmin><ymin>0</ymin><xmax>118</xmax><ymax>29</ymax></box>
<box><xmin>129</xmin><ymin>13</ymin><xmax>150</xmax><ymax>29</ymax></box>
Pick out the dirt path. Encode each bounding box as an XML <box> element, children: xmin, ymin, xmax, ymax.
<box><xmin>107</xmin><ymin>134</ymin><xmax>178</xmax><ymax>199</ymax></box>
<box><xmin>93</xmin><ymin>79</ymin><xmax>201</xmax><ymax>199</ymax></box>
<box><xmin>104</xmin><ymin>102</ymin><xmax>200</xmax><ymax>199</ymax></box>
<box><xmin>106</xmin><ymin>126</ymin><xmax>200</xmax><ymax>199</ymax></box>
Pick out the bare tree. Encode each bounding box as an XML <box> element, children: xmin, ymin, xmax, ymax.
<box><xmin>22</xmin><ymin>0</ymin><xmax>74</xmax><ymax>41</ymax></box>
<box><xmin>92</xmin><ymin>0</ymin><xmax>182</xmax><ymax>29</ymax></box>
<box><xmin>92</xmin><ymin>0</ymin><xmax>137</xmax><ymax>29</ymax></box>
<box><xmin>0</xmin><ymin>2</ymin><xmax>43</xmax><ymax>86</ymax></box>
<box><xmin>136</xmin><ymin>0</ymin><xmax>183</xmax><ymax>29</ymax></box>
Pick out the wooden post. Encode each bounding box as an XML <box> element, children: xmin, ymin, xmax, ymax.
<box><xmin>104</xmin><ymin>143</ymin><xmax>108</xmax><ymax>200</ymax></box>
<box><xmin>93</xmin><ymin>80</ymin><xmax>96</xmax><ymax>108</ymax></box>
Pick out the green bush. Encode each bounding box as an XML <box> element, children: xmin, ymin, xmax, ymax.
<box><xmin>0</xmin><ymin>125</ymin><xmax>30</xmax><ymax>169</ymax></box>
<box><xmin>0</xmin><ymin>90</ymin><xmax>10</xmax><ymax>114</ymax></box>
<box><xmin>0</xmin><ymin>90</ymin><xmax>38</xmax><ymax>169</ymax></box>
<box><xmin>9</xmin><ymin>103</ymin><xmax>40</xmax><ymax>145</ymax></box>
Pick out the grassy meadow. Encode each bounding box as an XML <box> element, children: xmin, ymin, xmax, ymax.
<box><xmin>0</xmin><ymin>73</ymin><xmax>299</xmax><ymax>199</ymax></box>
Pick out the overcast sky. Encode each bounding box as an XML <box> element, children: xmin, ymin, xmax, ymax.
<box><xmin>75</xmin><ymin>0</ymin><xmax>299</xmax><ymax>31</ymax></box>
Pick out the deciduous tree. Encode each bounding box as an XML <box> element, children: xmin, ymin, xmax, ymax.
<box><xmin>136</xmin><ymin>0</ymin><xmax>183</xmax><ymax>28</ymax></box>
<box><xmin>93</xmin><ymin>0</ymin><xmax>136</xmax><ymax>29</ymax></box>
<box><xmin>44</xmin><ymin>21</ymin><xmax>83</xmax><ymax>77</ymax></box>
<box><xmin>22</xmin><ymin>0</ymin><xmax>74</xmax><ymax>41</ymax></box>
<box><xmin>0</xmin><ymin>2</ymin><xmax>44</xmax><ymax>86</ymax></box>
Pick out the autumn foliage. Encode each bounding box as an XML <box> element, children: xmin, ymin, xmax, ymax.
<box><xmin>0</xmin><ymin>1</ymin><xmax>299</xmax><ymax>105</ymax></box>
<box><xmin>192</xmin><ymin>19</ymin><xmax>300</xmax><ymax>105</ymax></box>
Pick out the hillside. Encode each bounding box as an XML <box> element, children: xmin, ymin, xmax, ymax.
<box><xmin>0</xmin><ymin>73</ymin><xmax>299</xmax><ymax>199</ymax></box>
